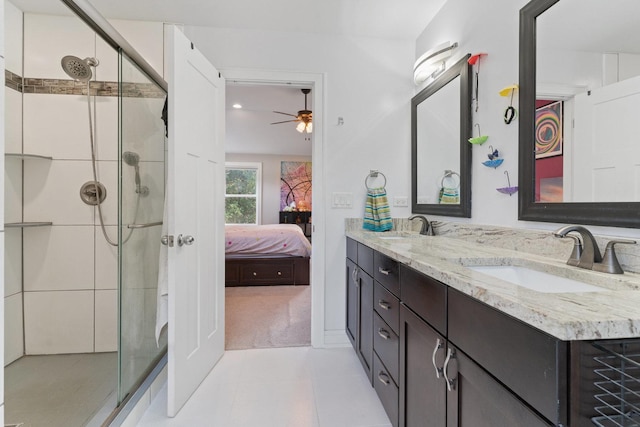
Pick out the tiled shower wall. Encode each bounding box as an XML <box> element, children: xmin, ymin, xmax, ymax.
<box><xmin>4</xmin><ymin>3</ymin><xmax>165</xmax><ymax>361</ymax></box>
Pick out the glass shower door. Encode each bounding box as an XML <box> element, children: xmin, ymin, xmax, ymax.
<box><xmin>117</xmin><ymin>50</ymin><xmax>167</xmax><ymax>403</ymax></box>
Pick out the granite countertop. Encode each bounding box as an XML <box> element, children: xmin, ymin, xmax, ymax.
<box><xmin>346</xmin><ymin>228</ymin><xmax>640</xmax><ymax>341</ymax></box>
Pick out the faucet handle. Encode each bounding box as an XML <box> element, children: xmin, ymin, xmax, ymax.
<box><xmin>592</xmin><ymin>239</ymin><xmax>636</xmax><ymax>274</ymax></box>
<box><xmin>563</xmin><ymin>234</ymin><xmax>583</xmax><ymax>267</ymax></box>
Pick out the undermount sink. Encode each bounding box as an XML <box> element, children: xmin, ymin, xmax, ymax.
<box><xmin>468</xmin><ymin>265</ymin><xmax>607</xmax><ymax>293</ymax></box>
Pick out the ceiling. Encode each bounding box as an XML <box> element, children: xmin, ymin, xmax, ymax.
<box><xmin>226</xmin><ymin>84</ymin><xmax>314</xmax><ymax>156</ymax></box>
<box><xmin>11</xmin><ymin>0</ymin><xmax>448</xmax><ymax>41</ymax></box>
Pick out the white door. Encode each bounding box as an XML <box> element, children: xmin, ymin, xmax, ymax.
<box><xmin>165</xmin><ymin>25</ymin><xmax>226</xmax><ymax>417</ymax></box>
<box><xmin>573</xmin><ymin>75</ymin><xmax>640</xmax><ymax>201</ymax></box>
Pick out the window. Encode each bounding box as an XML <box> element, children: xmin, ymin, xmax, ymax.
<box><xmin>225</xmin><ymin>162</ymin><xmax>262</xmax><ymax>224</ymax></box>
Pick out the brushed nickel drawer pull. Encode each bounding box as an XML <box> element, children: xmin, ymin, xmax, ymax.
<box><xmin>277</xmin><ymin>271</ymin><xmax>282</xmax><ymax>276</ymax></box>
<box><xmin>378</xmin><ymin>372</ymin><xmax>391</xmax><ymax>385</ymax></box>
<box><xmin>431</xmin><ymin>338</ymin><xmax>444</xmax><ymax>379</ymax></box>
<box><xmin>378</xmin><ymin>267</ymin><xmax>390</xmax><ymax>276</ymax></box>
<box><xmin>378</xmin><ymin>328</ymin><xmax>391</xmax><ymax>340</ymax></box>
<box><xmin>253</xmin><ymin>272</ymin><xmax>257</xmax><ymax>276</ymax></box>
<box><xmin>443</xmin><ymin>347</ymin><xmax>458</xmax><ymax>392</ymax></box>
<box><xmin>378</xmin><ymin>300</ymin><xmax>391</xmax><ymax>310</ymax></box>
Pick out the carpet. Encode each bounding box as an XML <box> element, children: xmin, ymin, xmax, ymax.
<box><xmin>225</xmin><ymin>285</ymin><xmax>311</xmax><ymax>350</ymax></box>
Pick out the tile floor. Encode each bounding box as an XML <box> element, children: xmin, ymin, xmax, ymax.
<box><xmin>4</xmin><ymin>352</ymin><xmax>117</xmax><ymax>427</ymax></box>
<box><xmin>137</xmin><ymin>346</ymin><xmax>392</xmax><ymax>427</ymax></box>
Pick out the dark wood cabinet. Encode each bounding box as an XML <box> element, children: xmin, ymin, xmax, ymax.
<box><xmin>346</xmin><ymin>238</ymin><xmax>374</xmax><ymax>384</ymax></box>
<box><xmin>399</xmin><ymin>304</ymin><xmax>446</xmax><ymax>427</ymax></box>
<box><xmin>349</xmin><ymin>241</ymin><xmax>571</xmax><ymax>427</ymax></box>
<box><xmin>445</xmin><ymin>345</ymin><xmax>552</xmax><ymax>427</ymax></box>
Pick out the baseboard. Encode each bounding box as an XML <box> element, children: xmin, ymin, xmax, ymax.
<box><xmin>322</xmin><ymin>329</ymin><xmax>351</xmax><ymax>347</ymax></box>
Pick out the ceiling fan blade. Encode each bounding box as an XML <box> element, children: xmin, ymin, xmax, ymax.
<box><xmin>271</xmin><ymin>119</ymin><xmax>299</xmax><ymax>125</ymax></box>
<box><xmin>273</xmin><ymin>111</ymin><xmax>298</xmax><ymax>117</ymax></box>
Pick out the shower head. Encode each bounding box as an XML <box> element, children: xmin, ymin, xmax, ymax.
<box><xmin>122</xmin><ymin>151</ymin><xmax>140</xmax><ymax>167</ymax></box>
<box><xmin>61</xmin><ymin>55</ymin><xmax>99</xmax><ymax>82</ymax></box>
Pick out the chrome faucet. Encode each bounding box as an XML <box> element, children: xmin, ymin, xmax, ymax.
<box><xmin>553</xmin><ymin>225</ymin><xmax>636</xmax><ymax>274</ymax></box>
<box><xmin>408</xmin><ymin>215</ymin><xmax>434</xmax><ymax>236</ymax></box>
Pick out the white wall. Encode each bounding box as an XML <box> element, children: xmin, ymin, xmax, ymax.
<box><xmin>226</xmin><ymin>153</ymin><xmax>312</xmax><ymax>225</ymax></box>
<box><xmin>415</xmin><ymin>0</ymin><xmax>640</xmax><ymax>240</ymax></box>
<box><xmin>185</xmin><ymin>26</ymin><xmax>415</xmax><ymax>333</ymax></box>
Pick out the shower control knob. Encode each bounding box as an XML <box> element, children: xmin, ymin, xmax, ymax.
<box><xmin>177</xmin><ymin>234</ymin><xmax>195</xmax><ymax>246</ymax></box>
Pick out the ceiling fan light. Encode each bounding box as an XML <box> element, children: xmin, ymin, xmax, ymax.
<box><xmin>306</xmin><ymin>122</ymin><xmax>312</xmax><ymax>133</ymax></box>
<box><xmin>296</xmin><ymin>121</ymin><xmax>306</xmax><ymax>133</ymax></box>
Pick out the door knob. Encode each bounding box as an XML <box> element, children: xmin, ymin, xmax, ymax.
<box><xmin>161</xmin><ymin>235</ymin><xmax>174</xmax><ymax>247</ymax></box>
<box><xmin>177</xmin><ymin>234</ymin><xmax>195</xmax><ymax>246</ymax></box>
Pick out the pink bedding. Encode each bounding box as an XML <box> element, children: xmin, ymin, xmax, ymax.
<box><xmin>225</xmin><ymin>224</ymin><xmax>312</xmax><ymax>257</ymax></box>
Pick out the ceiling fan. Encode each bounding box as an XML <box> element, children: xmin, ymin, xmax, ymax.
<box><xmin>271</xmin><ymin>88</ymin><xmax>313</xmax><ymax>133</ymax></box>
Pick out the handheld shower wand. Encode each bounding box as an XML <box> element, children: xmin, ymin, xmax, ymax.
<box><xmin>122</xmin><ymin>151</ymin><xmax>149</xmax><ymax>196</ymax></box>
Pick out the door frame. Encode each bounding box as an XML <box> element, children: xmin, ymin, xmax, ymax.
<box><xmin>221</xmin><ymin>68</ymin><xmax>326</xmax><ymax>347</ymax></box>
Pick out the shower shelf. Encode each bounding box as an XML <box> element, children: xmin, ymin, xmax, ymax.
<box><xmin>5</xmin><ymin>153</ymin><xmax>53</xmax><ymax>160</ymax></box>
<box><xmin>5</xmin><ymin>222</ymin><xmax>53</xmax><ymax>228</ymax></box>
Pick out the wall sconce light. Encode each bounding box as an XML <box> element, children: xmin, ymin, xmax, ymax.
<box><xmin>413</xmin><ymin>41</ymin><xmax>458</xmax><ymax>85</ymax></box>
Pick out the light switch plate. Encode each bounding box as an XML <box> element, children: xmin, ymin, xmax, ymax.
<box><xmin>332</xmin><ymin>192</ymin><xmax>353</xmax><ymax>208</ymax></box>
<box><xmin>394</xmin><ymin>196</ymin><xmax>408</xmax><ymax>207</ymax></box>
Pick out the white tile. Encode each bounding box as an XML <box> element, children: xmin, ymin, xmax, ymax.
<box><xmin>4</xmin><ymin>155</ymin><xmax>22</xmax><ymax>224</ymax></box>
<box><xmin>24</xmin><ymin>290</ymin><xmax>94</xmax><ymax>354</ymax></box>
<box><xmin>23</xmin><ymin>225</ymin><xmax>94</xmax><ymax>291</ymax></box>
<box><xmin>95</xmin><ymin>95</ymin><xmax>119</xmax><ymax>161</ymax></box>
<box><xmin>94</xmin><ymin>31</ymin><xmax>120</xmax><ymax>85</ymax></box>
<box><xmin>4</xmin><ymin>292</ymin><xmax>23</xmax><ymax>366</ymax></box>
<box><xmin>109</xmin><ymin>19</ymin><xmax>165</xmax><ymax>80</ymax></box>
<box><xmin>23</xmin><ymin>159</ymin><xmax>95</xmax><ymax>225</ymax></box>
<box><xmin>95</xmin><ymin>225</ymin><xmax>117</xmax><ymax>290</ymax></box>
<box><xmin>5</xmin><ymin>87</ymin><xmax>23</xmax><ymax>154</ymax></box>
<box><xmin>4</xmin><ymin>227</ymin><xmax>22</xmax><ymax>297</ymax></box>
<box><xmin>95</xmin><ymin>289</ymin><xmax>117</xmax><ymax>352</ymax></box>
<box><xmin>4</xmin><ymin>0</ymin><xmax>23</xmax><ymax>73</ymax></box>
<box><xmin>24</xmin><ymin>13</ymin><xmax>95</xmax><ymax>80</ymax></box>
<box><xmin>23</xmin><ymin>93</ymin><xmax>92</xmax><ymax>160</ymax></box>
<box><xmin>121</xmin><ymin>97</ymin><xmax>166</xmax><ymax>162</ymax></box>
<box><xmin>95</xmin><ymin>160</ymin><xmax>117</xmax><ymax>226</ymax></box>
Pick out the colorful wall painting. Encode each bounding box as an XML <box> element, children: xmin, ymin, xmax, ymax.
<box><xmin>280</xmin><ymin>161</ymin><xmax>312</xmax><ymax>211</ymax></box>
<box><xmin>535</xmin><ymin>100</ymin><xmax>563</xmax><ymax>159</ymax></box>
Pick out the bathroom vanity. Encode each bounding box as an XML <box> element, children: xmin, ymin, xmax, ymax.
<box><xmin>346</xmin><ymin>226</ymin><xmax>640</xmax><ymax>427</ymax></box>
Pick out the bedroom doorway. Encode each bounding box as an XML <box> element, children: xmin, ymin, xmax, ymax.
<box><xmin>222</xmin><ymin>69</ymin><xmax>325</xmax><ymax>349</ymax></box>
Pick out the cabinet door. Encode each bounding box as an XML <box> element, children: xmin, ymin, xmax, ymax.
<box><xmin>399</xmin><ymin>304</ymin><xmax>446</xmax><ymax>427</ymax></box>
<box><xmin>445</xmin><ymin>345</ymin><xmax>552</xmax><ymax>427</ymax></box>
<box><xmin>358</xmin><ymin>270</ymin><xmax>374</xmax><ymax>383</ymax></box>
<box><xmin>346</xmin><ymin>258</ymin><xmax>358</xmax><ymax>348</ymax></box>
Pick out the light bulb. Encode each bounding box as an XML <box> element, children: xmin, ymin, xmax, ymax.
<box><xmin>296</xmin><ymin>122</ymin><xmax>306</xmax><ymax>133</ymax></box>
<box><xmin>306</xmin><ymin>122</ymin><xmax>312</xmax><ymax>133</ymax></box>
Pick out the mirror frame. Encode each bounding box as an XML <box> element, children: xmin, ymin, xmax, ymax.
<box><xmin>519</xmin><ymin>0</ymin><xmax>640</xmax><ymax>228</ymax></box>
<box><xmin>411</xmin><ymin>54</ymin><xmax>472</xmax><ymax>217</ymax></box>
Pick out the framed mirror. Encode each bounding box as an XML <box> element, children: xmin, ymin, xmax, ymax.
<box><xmin>519</xmin><ymin>0</ymin><xmax>640</xmax><ymax>228</ymax></box>
<box><xmin>412</xmin><ymin>54</ymin><xmax>472</xmax><ymax>217</ymax></box>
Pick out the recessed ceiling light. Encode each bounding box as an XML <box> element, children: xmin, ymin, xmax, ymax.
<box><xmin>232</xmin><ymin>103</ymin><xmax>242</xmax><ymax>109</ymax></box>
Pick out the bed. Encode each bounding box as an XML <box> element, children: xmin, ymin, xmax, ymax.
<box><xmin>224</xmin><ymin>224</ymin><xmax>311</xmax><ymax>287</ymax></box>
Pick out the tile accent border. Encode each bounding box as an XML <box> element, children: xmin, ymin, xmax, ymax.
<box><xmin>5</xmin><ymin>70</ymin><xmax>164</xmax><ymax>99</ymax></box>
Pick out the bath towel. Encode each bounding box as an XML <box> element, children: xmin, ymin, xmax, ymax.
<box><xmin>155</xmin><ymin>193</ymin><xmax>169</xmax><ymax>345</ymax></box>
<box><xmin>439</xmin><ymin>186</ymin><xmax>460</xmax><ymax>204</ymax></box>
<box><xmin>363</xmin><ymin>187</ymin><xmax>393</xmax><ymax>232</ymax></box>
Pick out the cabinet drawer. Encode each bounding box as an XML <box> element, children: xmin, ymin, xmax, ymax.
<box><xmin>239</xmin><ymin>262</ymin><xmax>294</xmax><ymax>284</ymax></box>
<box><xmin>374</xmin><ymin>282</ymin><xmax>400</xmax><ymax>335</ymax></box>
<box><xmin>347</xmin><ymin>237</ymin><xmax>357</xmax><ymax>262</ymax></box>
<box><xmin>373</xmin><ymin>312</ymin><xmax>399</xmax><ymax>384</ymax></box>
<box><xmin>373</xmin><ymin>353</ymin><xmax>399</xmax><ymax>427</ymax></box>
<box><xmin>400</xmin><ymin>265</ymin><xmax>447</xmax><ymax>336</ymax></box>
<box><xmin>448</xmin><ymin>289</ymin><xmax>567</xmax><ymax>426</ymax></box>
<box><xmin>357</xmin><ymin>243</ymin><xmax>374</xmax><ymax>276</ymax></box>
<box><xmin>374</xmin><ymin>252</ymin><xmax>399</xmax><ymax>296</ymax></box>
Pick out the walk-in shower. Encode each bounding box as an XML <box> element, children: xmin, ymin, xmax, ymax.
<box><xmin>4</xmin><ymin>5</ymin><xmax>167</xmax><ymax>426</ymax></box>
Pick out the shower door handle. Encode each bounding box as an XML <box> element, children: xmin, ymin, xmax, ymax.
<box><xmin>177</xmin><ymin>234</ymin><xmax>195</xmax><ymax>246</ymax></box>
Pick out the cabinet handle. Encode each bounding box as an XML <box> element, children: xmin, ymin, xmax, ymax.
<box><xmin>431</xmin><ymin>338</ymin><xmax>444</xmax><ymax>379</ymax></box>
<box><xmin>378</xmin><ymin>300</ymin><xmax>391</xmax><ymax>310</ymax></box>
<box><xmin>377</xmin><ymin>371</ymin><xmax>391</xmax><ymax>385</ymax></box>
<box><xmin>377</xmin><ymin>328</ymin><xmax>391</xmax><ymax>340</ymax></box>
<box><xmin>443</xmin><ymin>347</ymin><xmax>458</xmax><ymax>392</ymax></box>
<box><xmin>378</xmin><ymin>267</ymin><xmax>390</xmax><ymax>276</ymax></box>
<box><xmin>352</xmin><ymin>267</ymin><xmax>358</xmax><ymax>282</ymax></box>
<box><xmin>277</xmin><ymin>271</ymin><xmax>282</xmax><ymax>276</ymax></box>
<box><xmin>253</xmin><ymin>272</ymin><xmax>257</xmax><ymax>276</ymax></box>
